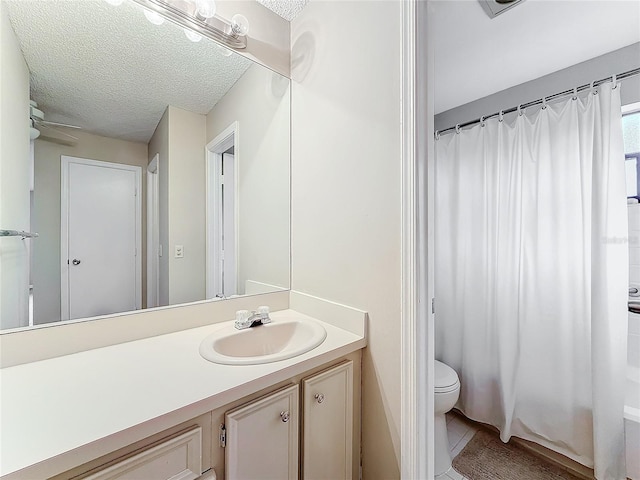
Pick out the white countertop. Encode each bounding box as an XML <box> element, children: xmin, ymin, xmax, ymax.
<box><xmin>0</xmin><ymin>309</ymin><xmax>365</xmax><ymax>478</ymax></box>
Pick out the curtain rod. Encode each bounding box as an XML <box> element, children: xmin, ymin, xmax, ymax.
<box><xmin>436</xmin><ymin>67</ymin><xmax>640</xmax><ymax>138</ymax></box>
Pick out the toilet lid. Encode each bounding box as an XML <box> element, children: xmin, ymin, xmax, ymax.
<box><xmin>435</xmin><ymin>360</ymin><xmax>459</xmax><ymax>392</ymax></box>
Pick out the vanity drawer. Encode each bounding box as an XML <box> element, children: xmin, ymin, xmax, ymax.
<box><xmin>81</xmin><ymin>427</ymin><xmax>202</xmax><ymax>480</ymax></box>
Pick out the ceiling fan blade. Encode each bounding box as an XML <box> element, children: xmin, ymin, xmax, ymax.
<box><xmin>38</xmin><ymin>120</ymin><xmax>82</xmax><ymax>129</ymax></box>
<box><xmin>38</xmin><ymin>123</ymin><xmax>79</xmax><ymax>141</ymax></box>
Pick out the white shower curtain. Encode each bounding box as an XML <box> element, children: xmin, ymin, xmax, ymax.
<box><xmin>435</xmin><ymin>82</ymin><xmax>628</xmax><ymax>479</ymax></box>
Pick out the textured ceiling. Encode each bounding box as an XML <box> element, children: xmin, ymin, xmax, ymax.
<box><xmin>433</xmin><ymin>0</ymin><xmax>640</xmax><ymax>114</ymax></box>
<box><xmin>6</xmin><ymin>0</ymin><xmax>252</xmax><ymax>143</ymax></box>
<box><xmin>257</xmin><ymin>0</ymin><xmax>309</xmax><ymax>21</ymax></box>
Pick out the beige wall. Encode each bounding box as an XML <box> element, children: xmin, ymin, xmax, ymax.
<box><xmin>167</xmin><ymin>107</ymin><xmax>207</xmax><ymax>305</ymax></box>
<box><xmin>206</xmin><ymin>64</ymin><xmax>290</xmax><ymax>294</ymax></box>
<box><xmin>148</xmin><ymin>109</ymin><xmax>169</xmax><ymax>306</ymax></box>
<box><xmin>0</xmin><ymin>4</ymin><xmax>31</xmax><ymax>330</ymax></box>
<box><xmin>32</xmin><ymin>131</ymin><xmax>148</xmax><ymax>324</ymax></box>
<box><xmin>290</xmin><ymin>2</ymin><xmax>402</xmax><ymax>478</ymax></box>
<box><xmin>148</xmin><ymin>107</ymin><xmax>207</xmax><ymax>306</ymax></box>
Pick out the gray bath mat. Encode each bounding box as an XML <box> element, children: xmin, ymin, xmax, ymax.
<box><xmin>452</xmin><ymin>429</ymin><xmax>585</xmax><ymax>480</ymax></box>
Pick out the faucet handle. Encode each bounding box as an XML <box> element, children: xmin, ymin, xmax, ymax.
<box><xmin>257</xmin><ymin>305</ymin><xmax>271</xmax><ymax>323</ymax></box>
<box><xmin>235</xmin><ymin>310</ymin><xmax>250</xmax><ymax>323</ymax></box>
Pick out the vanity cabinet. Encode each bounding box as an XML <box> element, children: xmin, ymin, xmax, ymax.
<box><xmin>222</xmin><ymin>361</ymin><xmax>354</xmax><ymax>480</ymax></box>
<box><xmin>83</xmin><ymin>428</ymin><xmax>203</xmax><ymax>480</ymax></box>
<box><xmin>225</xmin><ymin>384</ymin><xmax>300</xmax><ymax>480</ymax></box>
<box><xmin>49</xmin><ymin>414</ymin><xmax>213</xmax><ymax>480</ymax></box>
<box><xmin>302</xmin><ymin>361</ymin><xmax>353</xmax><ymax>480</ymax></box>
<box><xmin>48</xmin><ymin>353</ymin><xmax>361</xmax><ymax>480</ymax></box>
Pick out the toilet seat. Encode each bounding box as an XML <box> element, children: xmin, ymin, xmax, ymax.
<box><xmin>435</xmin><ymin>360</ymin><xmax>460</xmax><ymax>394</ymax></box>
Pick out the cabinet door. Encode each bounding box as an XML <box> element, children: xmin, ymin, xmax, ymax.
<box><xmin>225</xmin><ymin>384</ymin><xmax>299</xmax><ymax>480</ymax></box>
<box><xmin>83</xmin><ymin>427</ymin><xmax>202</xmax><ymax>480</ymax></box>
<box><xmin>302</xmin><ymin>361</ymin><xmax>354</xmax><ymax>480</ymax></box>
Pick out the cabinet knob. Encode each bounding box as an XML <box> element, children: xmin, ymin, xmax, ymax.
<box><xmin>280</xmin><ymin>411</ymin><xmax>290</xmax><ymax>423</ymax></box>
<box><xmin>315</xmin><ymin>393</ymin><xmax>325</xmax><ymax>404</ymax></box>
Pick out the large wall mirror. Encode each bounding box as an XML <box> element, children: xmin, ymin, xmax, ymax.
<box><xmin>0</xmin><ymin>0</ymin><xmax>290</xmax><ymax>331</ymax></box>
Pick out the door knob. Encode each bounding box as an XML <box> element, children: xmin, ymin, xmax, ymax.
<box><xmin>280</xmin><ymin>411</ymin><xmax>290</xmax><ymax>423</ymax></box>
<box><xmin>315</xmin><ymin>393</ymin><xmax>325</xmax><ymax>404</ymax></box>
<box><xmin>72</xmin><ymin>259</ymin><xmax>81</xmax><ymax>265</ymax></box>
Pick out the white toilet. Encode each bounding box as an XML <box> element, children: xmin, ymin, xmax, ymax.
<box><xmin>435</xmin><ymin>360</ymin><xmax>461</xmax><ymax>477</ymax></box>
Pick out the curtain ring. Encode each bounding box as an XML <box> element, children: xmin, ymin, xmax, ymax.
<box><xmin>612</xmin><ymin>74</ymin><xmax>617</xmax><ymax>89</ymax></box>
<box><xmin>435</xmin><ymin>130</ymin><xmax>440</xmax><ymax>140</ymax></box>
<box><xmin>455</xmin><ymin>124</ymin><xmax>461</xmax><ymax>134</ymax></box>
<box><xmin>541</xmin><ymin>97</ymin><xmax>547</xmax><ymax>109</ymax></box>
<box><xmin>572</xmin><ymin>87</ymin><xmax>578</xmax><ymax>100</ymax></box>
<box><xmin>498</xmin><ymin>110</ymin><xmax>504</xmax><ymax>122</ymax></box>
<box><xmin>590</xmin><ymin>80</ymin><xmax>598</xmax><ymax>95</ymax></box>
<box><xmin>517</xmin><ymin>104</ymin><xmax>523</xmax><ymax>116</ymax></box>
<box><xmin>480</xmin><ymin>115</ymin><xmax>485</xmax><ymax>127</ymax></box>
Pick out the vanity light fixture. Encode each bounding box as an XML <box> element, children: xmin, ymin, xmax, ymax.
<box><xmin>194</xmin><ymin>0</ymin><xmax>216</xmax><ymax>19</ymax></box>
<box><xmin>105</xmin><ymin>0</ymin><xmax>250</xmax><ymax>50</ymax></box>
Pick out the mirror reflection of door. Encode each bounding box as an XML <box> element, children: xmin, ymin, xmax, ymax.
<box><xmin>222</xmin><ymin>151</ymin><xmax>236</xmax><ymax>296</ymax></box>
<box><xmin>61</xmin><ymin>156</ymin><xmax>142</xmax><ymax>320</ymax></box>
<box><xmin>206</xmin><ymin>124</ymin><xmax>238</xmax><ymax>299</ymax></box>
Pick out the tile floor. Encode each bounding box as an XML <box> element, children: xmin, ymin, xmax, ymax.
<box><xmin>438</xmin><ymin>411</ymin><xmax>479</xmax><ymax>480</ymax></box>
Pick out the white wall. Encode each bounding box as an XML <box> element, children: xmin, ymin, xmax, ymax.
<box><xmin>290</xmin><ymin>2</ymin><xmax>402</xmax><ymax>477</ymax></box>
<box><xmin>206</xmin><ymin>63</ymin><xmax>290</xmax><ymax>294</ymax></box>
<box><xmin>31</xmin><ymin>131</ymin><xmax>148</xmax><ymax>324</ymax></box>
<box><xmin>435</xmin><ymin>43</ymin><xmax>640</xmax><ymax>131</ymax></box>
<box><xmin>0</xmin><ymin>4</ymin><xmax>31</xmax><ymax>330</ymax></box>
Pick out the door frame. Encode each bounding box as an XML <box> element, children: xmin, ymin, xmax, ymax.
<box><xmin>147</xmin><ymin>154</ymin><xmax>160</xmax><ymax>308</ymax></box>
<box><xmin>205</xmin><ymin>122</ymin><xmax>240</xmax><ymax>299</ymax></box>
<box><xmin>400</xmin><ymin>1</ymin><xmax>434</xmax><ymax>478</ymax></box>
<box><xmin>60</xmin><ymin>155</ymin><xmax>142</xmax><ymax>320</ymax></box>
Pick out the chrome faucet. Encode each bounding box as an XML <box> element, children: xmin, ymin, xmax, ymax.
<box><xmin>234</xmin><ymin>306</ymin><xmax>272</xmax><ymax>330</ymax></box>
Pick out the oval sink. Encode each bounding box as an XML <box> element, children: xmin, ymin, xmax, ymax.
<box><xmin>199</xmin><ymin>319</ymin><xmax>327</xmax><ymax>365</ymax></box>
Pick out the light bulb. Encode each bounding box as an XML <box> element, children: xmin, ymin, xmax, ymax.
<box><xmin>104</xmin><ymin>0</ymin><xmax>125</xmax><ymax>5</ymax></box>
<box><xmin>231</xmin><ymin>13</ymin><xmax>249</xmax><ymax>36</ymax></box>
<box><xmin>184</xmin><ymin>28</ymin><xmax>202</xmax><ymax>42</ymax></box>
<box><xmin>195</xmin><ymin>0</ymin><xmax>216</xmax><ymax>19</ymax></box>
<box><xmin>144</xmin><ymin>9</ymin><xmax>165</xmax><ymax>25</ymax></box>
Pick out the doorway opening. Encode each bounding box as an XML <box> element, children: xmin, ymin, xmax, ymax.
<box><xmin>206</xmin><ymin>122</ymin><xmax>239</xmax><ymax>299</ymax></box>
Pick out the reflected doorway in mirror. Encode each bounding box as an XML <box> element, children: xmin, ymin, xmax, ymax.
<box><xmin>206</xmin><ymin>122</ymin><xmax>239</xmax><ymax>299</ymax></box>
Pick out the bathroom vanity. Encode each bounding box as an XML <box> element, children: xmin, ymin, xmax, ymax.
<box><xmin>0</xmin><ymin>305</ymin><xmax>366</xmax><ymax>480</ymax></box>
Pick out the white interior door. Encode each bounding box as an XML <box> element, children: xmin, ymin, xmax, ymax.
<box><xmin>222</xmin><ymin>152</ymin><xmax>236</xmax><ymax>296</ymax></box>
<box><xmin>147</xmin><ymin>155</ymin><xmax>160</xmax><ymax>308</ymax></box>
<box><xmin>61</xmin><ymin>156</ymin><xmax>141</xmax><ymax>320</ymax></box>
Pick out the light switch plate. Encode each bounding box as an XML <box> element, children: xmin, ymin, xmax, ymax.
<box><xmin>175</xmin><ymin>245</ymin><xmax>184</xmax><ymax>258</ymax></box>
